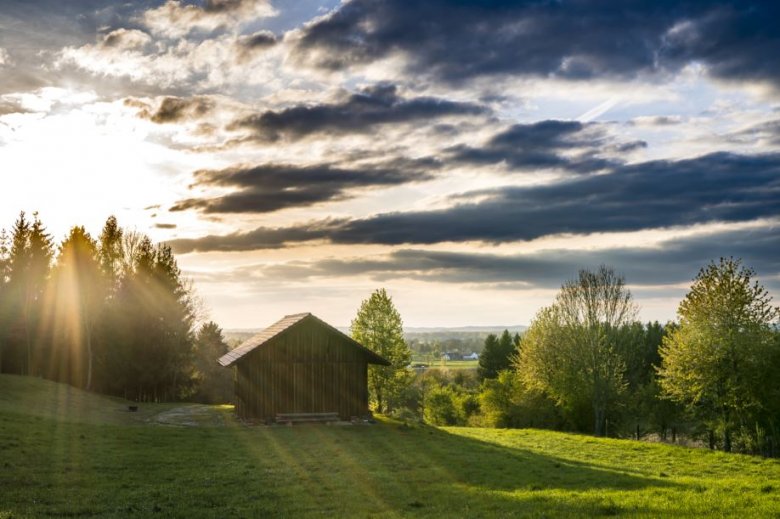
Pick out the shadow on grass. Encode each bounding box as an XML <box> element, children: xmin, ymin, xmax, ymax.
<box><xmin>1</xmin><ymin>406</ymin><xmax>688</xmax><ymax>518</ymax></box>
<box><xmin>218</xmin><ymin>418</ymin><xmax>679</xmax><ymax>517</ymax></box>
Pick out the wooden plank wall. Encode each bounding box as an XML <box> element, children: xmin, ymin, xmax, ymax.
<box><xmin>235</xmin><ymin>320</ymin><xmax>369</xmax><ymax>421</ymax></box>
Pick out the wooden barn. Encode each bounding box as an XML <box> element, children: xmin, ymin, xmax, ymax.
<box><xmin>218</xmin><ymin>313</ymin><xmax>390</xmax><ymax>422</ymax></box>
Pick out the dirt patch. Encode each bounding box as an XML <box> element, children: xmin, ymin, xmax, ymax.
<box><xmin>150</xmin><ymin>405</ymin><xmax>231</xmax><ymax>427</ymax></box>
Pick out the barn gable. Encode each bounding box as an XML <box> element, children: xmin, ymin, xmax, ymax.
<box><xmin>218</xmin><ymin>313</ymin><xmax>390</xmax><ymax>367</ymax></box>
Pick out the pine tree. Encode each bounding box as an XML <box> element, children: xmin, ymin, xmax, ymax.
<box><xmin>0</xmin><ymin>229</ymin><xmax>9</xmax><ymax>372</ymax></box>
<box><xmin>51</xmin><ymin>226</ymin><xmax>103</xmax><ymax>388</ymax></box>
<box><xmin>478</xmin><ymin>329</ymin><xmax>517</xmax><ymax>381</ymax></box>
<box><xmin>193</xmin><ymin>321</ymin><xmax>232</xmax><ymax>403</ymax></box>
<box><xmin>5</xmin><ymin>212</ymin><xmax>53</xmax><ymax>375</ymax></box>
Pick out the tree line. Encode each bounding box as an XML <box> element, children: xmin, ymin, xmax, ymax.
<box><xmin>0</xmin><ymin>212</ymin><xmax>230</xmax><ymax>402</ymax></box>
<box><xmin>361</xmin><ymin>259</ymin><xmax>780</xmax><ymax>456</ymax></box>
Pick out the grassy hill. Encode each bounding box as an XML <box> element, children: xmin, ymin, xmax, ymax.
<box><xmin>1</xmin><ymin>375</ymin><xmax>779</xmax><ymax>518</ymax></box>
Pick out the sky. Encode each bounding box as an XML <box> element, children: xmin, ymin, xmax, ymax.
<box><xmin>0</xmin><ymin>0</ymin><xmax>779</xmax><ymax>329</ymax></box>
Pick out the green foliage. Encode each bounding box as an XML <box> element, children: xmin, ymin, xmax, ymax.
<box><xmin>46</xmin><ymin>226</ymin><xmax>104</xmax><ymax>389</ymax></box>
<box><xmin>479</xmin><ymin>370</ymin><xmax>524</xmax><ymax>427</ymax></box>
<box><xmin>2</xmin><ymin>212</ymin><xmax>54</xmax><ymax>375</ymax></box>
<box><xmin>658</xmin><ymin>258</ymin><xmax>780</xmax><ymax>452</ymax></box>
<box><xmin>0</xmin><ymin>214</ymin><xmax>199</xmax><ymax>402</ymax></box>
<box><xmin>423</xmin><ymin>385</ymin><xmax>459</xmax><ymax>425</ymax></box>
<box><xmin>351</xmin><ymin>288</ymin><xmax>412</xmax><ymax>413</ymax></box>
<box><xmin>103</xmin><ymin>236</ymin><xmax>197</xmax><ymax>401</ymax></box>
<box><xmin>191</xmin><ymin>321</ymin><xmax>232</xmax><ymax>404</ymax></box>
<box><xmin>477</xmin><ymin>329</ymin><xmax>518</xmax><ymax>380</ymax></box>
<box><xmin>479</xmin><ymin>370</ymin><xmax>563</xmax><ymax>429</ymax></box>
<box><xmin>420</xmin><ymin>373</ymin><xmax>481</xmax><ymax>426</ymax></box>
<box><xmin>519</xmin><ymin>266</ymin><xmax>638</xmax><ymax>436</ymax></box>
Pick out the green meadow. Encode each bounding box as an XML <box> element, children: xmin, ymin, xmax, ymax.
<box><xmin>1</xmin><ymin>374</ymin><xmax>778</xmax><ymax>518</ymax></box>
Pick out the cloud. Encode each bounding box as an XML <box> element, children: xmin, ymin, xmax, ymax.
<box><xmin>448</xmin><ymin>119</ymin><xmax>643</xmax><ymax>173</ymax></box>
<box><xmin>169</xmin><ymin>151</ymin><xmax>780</xmax><ymax>251</ymax></box>
<box><xmin>99</xmin><ymin>28</ymin><xmax>152</xmax><ymax>51</ymax></box>
<box><xmin>58</xmin><ymin>32</ymin><xmax>260</xmax><ymax>91</ymax></box>
<box><xmin>0</xmin><ymin>48</ymin><xmax>11</xmax><ymax>67</ymax></box>
<box><xmin>0</xmin><ymin>98</ymin><xmax>27</xmax><ymax>116</ymax></box>
<box><xmin>726</xmin><ymin>118</ymin><xmax>780</xmax><ymax>147</ymax></box>
<box><xmin>170</xmin><ymin>159</ymin><xmax>436</xmax><ymax>214</ymax></box>
<box><xmin>55</xmin><ymin>3</ymin><xmax>281</xmax><ymax>92</ymax></box>
<box><xmin>130</xmin><ymin>95</ymin><xmax>216</xmax><ymax>123</ymax></box>
<box><xmin>628</xmin><ymin>115</ymin><xmax>684</xmax><ymax>127</ymax></box>
<box><xmin>169</xmin><ymin>220</ymin><xmax>340</xmax><ymax>253</ymax></box>
<box><xmin>227</xmin><ymin>83</ymin><xmax>488</xmax><ymax>141</ymax></box>
<box><xmin>254</xmin><ymin>224</ymin><xmax>780</xmax><ymax>291</ymax></box>
<box><xmin>291</xmin><ymin>1</ymin><xmax>780</xmax><ymax>88</ymax></box>
<box><xmin>142</xmin><ymin>0</ymin><xmax>277</xmax><ymax>38</ymax></box>
<box><xmin>234</xmin><ymin>30</ymin><xmax>278</xmax><ymax>62</ymax></box>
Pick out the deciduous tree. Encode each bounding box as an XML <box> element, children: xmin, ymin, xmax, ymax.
<box><xmin>351</xmin><ymin>288</ymin><xmax>412</xmax><ymax>413</ymax></box>
<box><xmin>518</xmin><ymin>266</ymin><xmax>638</xmax><ymax>436</ymax></box>
<box><xmin>658</xmin><ymin>258</ymin><xmax>780</xmax><ymax>452</ymax></box>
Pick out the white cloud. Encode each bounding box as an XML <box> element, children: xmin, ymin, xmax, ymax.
<box><xmin>142</xmin><ymin>0</ymin><xmax>277</xmax><ymax>39</ymax></box>
<box><xmin>0</xmin><ymin>48</ymin><xmax>11</xmax><ymax>67</ymax></box>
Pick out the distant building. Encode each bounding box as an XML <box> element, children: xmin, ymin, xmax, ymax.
<box><xmin>442</xmin><ymin>352</ymin><xmax>463</xmax><ymax>361</ymax></box>
<box><xmin>218</xmin><ymin>313</ymin><xmax>390</xmax><ymax>422</ymax></box>
<box><xmin>464</xmin><ymin>352</ymin><xmax>479</xmax><ymax>360</ymax></box>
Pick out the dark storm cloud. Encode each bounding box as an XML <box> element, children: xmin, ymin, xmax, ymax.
<box><xmin>170</xmin><ymin>159</ymin><xmax>436</xmax><ymax>214</ymax></box>
<box><xmin>227</xmin><ymin>84</ymin><xmax>488</xmax><ymax>141</ymax></box>
<box><xmin>318</xmin><ymin>152</ymin><xmax>780</xmax><ymax>245</ymax></box>
<box><xmin>169</xmin><ymin>220</ymin><xmax>340</xmax><ymax>253</ymax></box>
<box><xmin>448</xmin><ymin>120</ymin><xmax>642</xmax><ymax>173</ymax></box>
<box><xmin>259</xmin><ymin>225</ymin><xmax>780</xmax><ymax>290</ymax></box>
<box><xmin>169</xmin><ymin>151</ymin><xmax>780</xmax><ymax>251</ymax></box>
<box><xmin>292</xmin><ymin>0</ymin><xmax>780</xmax><ymax>87</ymax></box>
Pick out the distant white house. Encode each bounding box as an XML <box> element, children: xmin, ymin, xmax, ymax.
<box><xmin>442</xmin><ymin>352</ymin><xmax>479</xmax><ymax>361</ymax></box>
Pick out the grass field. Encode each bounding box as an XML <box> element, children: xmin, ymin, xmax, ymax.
<box><xmin>412</xmin><ymin>359</ymin><xmax>479</xmax><ymax>370</ymax></box>
<box><xmin>1</xmin><ymin>375</ymin><xmax>779</xmax><ymax>518</ymax></box>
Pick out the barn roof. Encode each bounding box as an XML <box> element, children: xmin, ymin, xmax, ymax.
<box><xmin>217</xmin><ymin>312</ymin><xmax>391</xmax><ymax>367</ymax></box>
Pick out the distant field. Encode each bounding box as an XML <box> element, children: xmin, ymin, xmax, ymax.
<box><xmin>1</xmin><ymin>374</ymin><xmax>779</xmax><ymax>518</ymax></box>
<box><xmin>412</xmin><ymin>358</ymin><xmax>479</xmax><ymax>370</ymax></box>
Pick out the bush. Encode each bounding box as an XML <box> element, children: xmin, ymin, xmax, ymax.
<box><xmin>479</xmin><ymin>370</ymin><xmax>563</xmax><ymax>429</ymax></box>
<box><xmin>424</xmin><ymin>386</ymin><xmax>459</xmax><ymax>425</ymax></box>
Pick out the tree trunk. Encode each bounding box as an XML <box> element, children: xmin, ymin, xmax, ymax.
<box><xmin>85</xmin><ymin>333</ymin><xmax>92</xmax><ymax>391</ymax></box>
<box><xmin>24</xmin><ymin>295</ymin><xmax>31</xmax><ymax>376</ymax></box>
<box><xmin>83</xmin><ymin>314</ymin><xmax>93</xmax><ymax>391</ymax></box>
<box><xmin>593</xmin><ymin>405</ymin><xmax>605</xmax><ymax>436</ymax></box>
